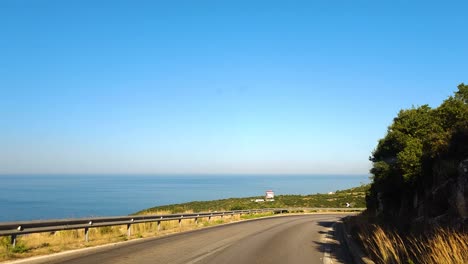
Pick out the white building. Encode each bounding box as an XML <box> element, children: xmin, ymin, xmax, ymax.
<box><xmin>265</xmin><ymin>190</ymin><xmax>274</xmax><ymax>199</ymax></box>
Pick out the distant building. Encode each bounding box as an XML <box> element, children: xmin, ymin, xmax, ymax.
<box><xmin>265</xmin><ymin>190</ymin><xmax>275</xmax><ymax>199</ymax></box>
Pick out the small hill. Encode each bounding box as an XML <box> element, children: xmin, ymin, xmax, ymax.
<box><xmin>135</xmin><ymin>184</ymin><xmax>369</xmax><ymax>214</ymax></box>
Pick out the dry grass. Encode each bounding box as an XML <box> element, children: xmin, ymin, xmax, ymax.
<box><xmin>0</xmin><ymin>211</ymin><xmax>257</xmax><ymax>262</ymax></box>
<box><xmin>352</xmin><ymin>219</ymin><xmax>468</xmax><ymax>264</ymax></box>
<box><xmin>408</xmin><ymin>229</ymin><xmax>468</xmax><ymax>264</ymax></box>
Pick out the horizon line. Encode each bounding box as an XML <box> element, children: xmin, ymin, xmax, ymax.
<box><xmin>0</xmin><ymin>172</ymin><xmax>371</xmax><ymax>176</ymax></box>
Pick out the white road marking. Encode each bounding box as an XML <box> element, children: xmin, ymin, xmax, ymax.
<box><xmin>185</xmin><ymin>243</ymin><xmax>233</xmax><ymax>264</ymax></box>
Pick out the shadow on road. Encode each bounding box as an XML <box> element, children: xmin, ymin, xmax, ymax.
<box><xmin>313</xmin><ymin>220</ymin><xmax>354</xmax><ymax>264</ymax></box>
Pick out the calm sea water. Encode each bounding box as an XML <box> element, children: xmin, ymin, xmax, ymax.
<box><xmin>0</xmin><ymin>174</ymin><xmax>369</xmax><ymax>222</ymax></box>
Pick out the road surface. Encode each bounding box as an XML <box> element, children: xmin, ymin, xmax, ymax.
<box><xmin>18</xmin><ymin>214</ymin><xmax>353</xmax><ymax>264</ymax></box>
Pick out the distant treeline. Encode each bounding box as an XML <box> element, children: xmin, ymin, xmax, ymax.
<box><xmin>367</xmin><ymin>83</ymin><xmax>468</xmax><ymax>230</ymax></box>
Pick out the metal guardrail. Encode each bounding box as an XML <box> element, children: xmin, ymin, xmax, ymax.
<box><xmin>0</xmin><ymin>207</ymin><xmax>365</xmax><ymax>247</ymax></box>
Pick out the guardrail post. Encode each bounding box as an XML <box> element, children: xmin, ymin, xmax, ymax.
<box><xmin>84</xmin><ymin>227</ymin><xmax>89</xmax><ymax>242</ymax></box>
<box><xmin>11</xmin><ymin>234</ymin><xmax>16</xmax><ymax>248</ymax></box>
<box><xmin>208</xmin><ymin>214</ymin><xmax>212</xmax><ymax>222</ymax></box>
<box><xmin>157</xmin><ymin>221</ymin><xmax>161</xmax><ymax>232</ymax></box>
<box><xmin>178</xmin><ymin>218</ymin><xmax>182</xmax><ymax>228</ymax></box>
<box><xmin>127</xmin><ymin>224</ymin><xmax>131</xmax><ymax>237</ymax></box>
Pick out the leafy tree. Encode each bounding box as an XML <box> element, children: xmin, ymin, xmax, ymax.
<box><xmin>367</xmin><ymin>83</ymin><xmax>468</xmax><ymax>226</ymax></box>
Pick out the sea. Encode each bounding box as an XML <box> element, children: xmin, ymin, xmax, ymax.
<box><xmin>0</xmin><ymin>174</ymin><xmax>370</xmax><ymax>222</ymax></box>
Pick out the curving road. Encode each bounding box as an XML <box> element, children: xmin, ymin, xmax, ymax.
<box><xmin>19</xmin><ymin>214</ymin><xmax>352</xmax><ymax>264</ymax></box>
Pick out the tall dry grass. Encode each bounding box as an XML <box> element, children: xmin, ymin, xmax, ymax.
<box><xmin>356</xmin><ymin>224</ymin><xmax>468</xmax><ymax>264</ymax></box>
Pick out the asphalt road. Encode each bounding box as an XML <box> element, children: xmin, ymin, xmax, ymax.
<box><xmin>19</xmin><ymin>214</ymin><xmax>353</xmax><ymax>264</ymax></box>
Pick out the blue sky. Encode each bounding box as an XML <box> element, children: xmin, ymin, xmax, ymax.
<box><xmin>1</xmin><ymin>1</ymin><xmax>467</xmax><ymax>174</ymax></box>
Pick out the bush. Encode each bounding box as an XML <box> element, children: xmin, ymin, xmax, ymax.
<box><xmin>230</xmin><ymin>205</ymin><xmax>245</xmax><ymax>210</ymax></box>
<box><xmin>0</xmin><ymin>236</ymin><xmax>30</xmax><ymax>255</ymax></box>
<box><xmin>11</xmin><ymin>244</ymin><xmax>29</xmax><ymax>254</ymax></box>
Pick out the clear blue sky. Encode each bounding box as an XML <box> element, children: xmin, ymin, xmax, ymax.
<box><xmin>1</xmin><ymin>1</ymin><xmax>467</xmax><ymax>174</ymax></box>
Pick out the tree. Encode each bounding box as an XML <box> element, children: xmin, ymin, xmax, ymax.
<box><xmin>367</xmin><ymin>83</ymin><xmax>468</xmax><ymax>227</ymax></box>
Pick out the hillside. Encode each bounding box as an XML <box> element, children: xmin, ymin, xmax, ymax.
<box><xmin>136</xmin><ymin>184</ymin><xmax>369</xmax><ymax>214</ymax></box>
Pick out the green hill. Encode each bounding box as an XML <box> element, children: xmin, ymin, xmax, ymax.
<box><xmin>135</xmin><ymin>184</ymin><xmax>369</xmax><ymax>215</ymax></box>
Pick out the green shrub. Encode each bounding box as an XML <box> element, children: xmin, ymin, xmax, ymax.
<box><xmin>0</xmin><ymin>236</ymin><xmax>29</xmax><ymax>255</ymax></box>
<box><xmin>230</xmin><ymin>205</ymin><xmax>245</xmax><ymax>210</ymax></box>
<box><xmin>11</xmin><ymin>244</ymin><xmax>29</xmax><ymax>253</ymax></box>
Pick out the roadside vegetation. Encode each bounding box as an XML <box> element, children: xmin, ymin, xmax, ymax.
<box><xmin>350</xmin><ymin>84</ymin><xmax>468</xmax><ymax>264</ymax></box>
<box><xmin>367</xmin><ymin>83</ymin><xmax>468</xmax><ymax>229</ymax></box>
<box><xmin>346</xmin><ymin>214</ymin><xmax>468</xmax><ymax>264</ymax></box>
<box><xmin>136</xmin><ymin>184</ymin><xmax>369</xmax><ymax>215</ymax></box>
